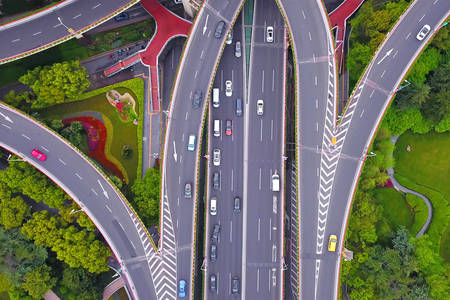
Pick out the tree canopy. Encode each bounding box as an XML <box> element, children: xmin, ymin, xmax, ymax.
<box><xmin>131</xmin><ymin>167</ymin><xmax>161</xmax><ymax>227</ymax></box>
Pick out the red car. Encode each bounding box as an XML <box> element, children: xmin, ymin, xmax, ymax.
<box><xmin>225</xmin><ymin>120</ymin><xmax>232</xmax><ymax>136</ymax></box>
<box><xmin>31</xmin><ymin>149</ymin><xmax>47</xmax><ymax>161</ymax></box>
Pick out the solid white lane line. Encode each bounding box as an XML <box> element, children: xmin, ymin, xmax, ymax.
<box><xmin>32</xmin><ymin>31</ymin><xmax>41</xmax><ymax>36</ymax></box>
<box><xmin>92</xmin><ymin>3</ymin><xmax>102</xmax><ymax>9</ymax></box>
<box><xmin>258</xmin><ymin>218</ymin><xmax>261</xmax><ymax>241</ymax></box>
<box><xmin>75</xmin><ymin>173</ymin><xmax>82</xmax><ymax>180</ymax></box>
<box><xmin>219</xmin><ymin>170</ymin><xmax>222</xmax><ymax>191</ymax></box>
<box><xmin>262</xmin><ymin>70</ymin><xmax>265</xmax><ymax>92</ymax></box>
<box><xmin>405</xmin><ymin>32</ymin><xmax>411</xmax><ymax>39</ymax></box>
<box><xmin>232</xmin><ymin>69</ymin><xmax>234</xmax><ymax>82</ymax></box>
<box><xmin>418</xmin><ymin>14</ymin><xmax>425</xmax><ymax>22</ymax></box>
<box><xmin>231</xmin><ymin>169</ymin><xmax>234</xmax><ymax>191</ymax></box>
<box><xmin>105</xmin><ymin>205</ymin><xmax>112</xmax><ymax>213</ymax></box>
<box><xmin>41</xmin><ymin>146</ymin><xmax>49</xmax><ymax>152</ymax></box>
<box><xmin>257</xmin><ymin>269</ymin><xmax>260</xmax><ymax>292</ymax></box>
<box><xmin>301</xmin><ymin>10</ymin><xmax>306</xmax><ymax>19</ymax></box>
<box><xmin>178</xmin><ymin>176</ymin><xmax>181</xmax><ymax>185</ymax></box>
<box><xmin>259</xmin><ymin>168</ymin><xmax>262</xmax><ymax>190</ymax></box>
<box><xmin>21</xmin><ymin>134</ymin><xmax>31</xmax><ymax>140</ymax></box>
<box><xmin>316</xmin><ymin>122</ymin><xmax>319</xmax><ymax>132</ymax></box>
<box><xmin>53</xmin><ymin>23</ymin><xmax>62</xmax><ymax>28</ymax></box>
<box><xmin>317</xmin><ymin>168</ymin><xmax>319</xmax><ymax>176</ymax></box>
<box><xmin>194</xmin><ymin>70</ymin><xmax>198</xmax><ymax>78</ymax></box>
<box><xmin>370</xmin><ymin>90</ymin><xmax>375</xmax><ymax>98</ymax></box>
<box><xmin>308</xmin><ymin>32</ymin><xmax>312</xmax><ymax>40</ymax></box>
<box><xmin>433</xmin><ymin>0</ymin><xmax>439</xmax><ymax>4</ymax></box>
<box><xmin>381</xmin><ymin>70</ymin><xmax>386</xmax><ymax>78</ymax></box>
<box><xmin>270</xmin><ymin>120</ymin><xmax>273</xmax><ymax>141</ymax></box>
<box><xmin>58</xmin><ymin>158</ymin><xmax>66</xmax><ymax>165</ymax></box>
<box><xmin>11</xmin><ymin>39</ymin><xmax>20</xmax><ymax>43</ymax></box>
<box><xmin>177</xmin><ymin>197</ymin><xmax>180</xmax><ymax>207</ymax></box>
<box><xmin>200</xmin><ymin>50</ymin><xmax>204</xmax><ymax>58</ymax></box>
<box><xmin>269</xmin><ymin>218</ymin><xmax>272</xmax><ymax>240</ymax></box>
<box><xmin>360</xmin><ymin>110</ymin><xmax>365</xmax><ymax>118</ymax></box>
<box><xmin>393</xmin><ymin>50</ymin><xmax>398</xmax><ymax>58</ymax></box>
<box><xmin>208</xmin><ymin>30</ymin><xmax>211</xmax><ymax>38</ymax></box>
<box><xmin>220</xmin><ymin>70</ymin><xmax>224</xmax><ymax>90</ymax></box>
<box><xmin>130</xmin><ymin>241</ymin><xmax>136</xmax><ymax>250</ymax></box>
<box><xmin>185</xmin><ymin>111</ymin><xmax>188</xmax><ymax>120</ymax></box>
<box><xmin>316</xmin><ymin>99</ymin><xmax>318</xmax><ymax>109</ymax></box>
<box><xmin>260</xmin><ymin>119</ymin><xmax>263</xmax><ymax>142</ymax></box>
<box><xmin>182</xmin><ymin>133</ymin><xmax>185</xmax><ymax>141</ymax></box>
<box><xmin>91</xmin><ymin>188</ymin><xmax>98</xmax><ymax>196</ymax></box>
<box><xmin>315</xmin><ymin>76</ymin><xmax>317</xmax><ymax>86</ymax></box>
<box><xmin>73</xmin><ymin>14</ymin><xmax>82</xmax><ymax>19</ymax></box>
<box><xmin>230</xmin><ymin>221</ymin><xmax>233</xmax><ymax>242</ymax></box>
<box><xmin>1</xmin><ymin>124</ymin><xmax>11</xmax><ymax>129</ymax></box>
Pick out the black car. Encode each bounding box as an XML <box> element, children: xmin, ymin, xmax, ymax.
<box><xmin>210</xmin><ymin>244</ymin><xmax>217</xmax><ymax>262</ymax></box>
<box><xmin>232</xmin><ymin>277</ymin><xmax>240</xmax><ymax>295</ymax></box>
<box><xmin>192</xmin><ymin>90</ymin><xmax>203</xmax><ymax>109</ymax></box>
<box><xmin>211</xmin><ymin>224</ymin><xmax>221</xmax><ymax>242</ymax></box>
<box><xmin>215</xmin><ymin>21</ymin><xmax>226</xmax><ymax>38</ymax></box>
<box><xmin>210</xmin><ymin>274</ymin><xmax>217</xmax><ymax>292</ymax></box>
<box><xmin>213</xmin><ymin>172</ymin><xmax>220</xmax><ymax>190</ymax></box>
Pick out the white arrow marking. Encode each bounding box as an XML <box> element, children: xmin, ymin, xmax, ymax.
<box><xmin>173</xmin><ymin>141</ymin><xmax>177</xmax><ymax>162</ymax></box>
<box><xmin>203</xmin><ymin>15</ymin><xmax>209</xmax><ymax>35</ymax></box>
<box><xmin>97</xmin><ymin>180</ymin><xmax>109</xmax><ymax>199</ymax></box>
<box><xmin>377</xmin><ymin>48</ymin><xmax>394</xmax><ymax>65</ymax></box>
<box><xmin>0</xmin><ymin>112</ymin><xmax>13</xmax><ymax>123</ymax></box>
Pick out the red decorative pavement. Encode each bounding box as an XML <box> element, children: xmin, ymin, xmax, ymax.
<box><xmin>104</xmin><ymin>0</ymin><xmax>191</xmax><ymax>112</ymax></box>
<box><xmin>329</xmin><ymin>0</ymin><xmax>365</xmax><ymax>73</ymax></box>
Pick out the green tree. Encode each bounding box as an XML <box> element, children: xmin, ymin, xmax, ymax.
<box><xmin>19</xmin><ymin>60</ymin><xmax>90</xmax><ymax>108</ymax></box>
<box><xmin>21</xmin><ymin>265</ymin><xmax>56</xmax><ymax>299</ymax></box>
<box><xmin>407</xmin><ymin>47</ymin><xmax>442</xmax><ymax>85</ymax></box>
<box><xmin>431</xmin><ymin>26</ymin><xmax>450</xmax><ymax>51</ymax></box>
<box><xmin>434</xmin><ymin>115</ymin><xmax>450</xmax><ymax>133</ymax></box>
<box><xmin>0</xmin><ymin>195</ymin><xmax>30</xmax><ymax>229</ymax></box>
<box><xmin>60</xmin><ymin>267</ymin><xmax>101</xmax><ymax>298</ymax></box>
<box><xmin>392</xmin><ymin>226</ymin><xmax>414</xmax><ymax>256</ymax></box>
<box><xmin>2</xmin><ymin>90</ymin><xmax>32</xmax><ymax>109</ymax></box>
<box><xmin>131</xmin><ymin>167</ymin><xmax>161</xmax><ymax>226</ymax></box>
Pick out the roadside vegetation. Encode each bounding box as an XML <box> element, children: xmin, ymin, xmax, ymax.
<box><xmin>0</xmin><ymin>0</ymin><xmax>62</xmax><ymax>19</ymax></box>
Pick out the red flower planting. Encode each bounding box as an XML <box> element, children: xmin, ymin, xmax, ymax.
<box><xmin>63</xmin><ymin>116</ymin><xmax>124</xmax><ymax>180</ymax></box>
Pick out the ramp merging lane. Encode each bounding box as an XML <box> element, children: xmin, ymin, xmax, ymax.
<box><xmin>0</xmin><ymin>104</ymin><xmax>157</xmax><ymax>300</ymax></box>
<box><xmin>0</xmin><ymin>0</ymin><xmax>137</xmax><ymax>64</ymax></box>
<box><xmin>160</xmin><ymin>0</ymin><xmax>244</xmax><ymax>299</ymax></box>
<box><xmin>277</xmin><ymin>0</ymin><xmax>338</xmax><ymax>299</ymax></box>
<box><xmin>326</xmin><ymin>0</ymin><xmax>450</xmax><ymax>298</ymax></box>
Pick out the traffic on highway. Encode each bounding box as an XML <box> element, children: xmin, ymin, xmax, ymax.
<box><xmin>0</xmin><ymin>0</ymin><xmax>449</xmax><ymax>299</ymax></box>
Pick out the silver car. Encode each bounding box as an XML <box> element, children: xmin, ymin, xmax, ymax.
<box><xmin>235</xmin><ymin>41</ymin><xmax>241</xmax><ymax>58</ymax></box>
<box><xmin>225</xmin><ymin>80</ymin><xmax>232</xmax><ymax>97</ymax></box>
<box><xmin>416</xmin><ymin>24</ymin><xmax>431</xmax><ymax>41</ymax></box>
<box><xmin>257</xmin><ymin>99</ymin><xmax>264</xmax><ymax>116</ymax></box>
<box><xmin>226</xmin><ymin>30</ymin><xmax>233</xmax><ymax>44</ymax></box>
<box><xmin>213</xmin><ymin>148</ymin><xmax>221</xmax><ymax>166</ymax></box>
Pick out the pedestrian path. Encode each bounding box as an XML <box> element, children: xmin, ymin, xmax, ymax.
<box><xmin>104</xmin><ymin>0</ymin><xmax>191</xmax><ymax>112</ymax></box>
<box><xmin>329</xmin><ymin>0</ymin><xmax>365</xmax><ymax>73</ymax></box>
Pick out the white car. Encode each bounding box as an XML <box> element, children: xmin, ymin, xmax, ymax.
<box><xmin>266</xmin><ymin>26</ymin><xmax>274</xmax><ymax>43</ymax></box>
<box><xmin>225</xmin><ymin>80</ymin><xmax>232</xmax><ymax>97</ymax></box>
<box><xmin>257</xmin><ymin>99</ymin><xmax>264</xmax><ymax>116</ymax></box>
<box><xmin>213</xmin><ymin>148</ymin><xmax>221</xmax><ymax>166</ymax></box>
<box><xmin>416</xmin><ymin>24</ymin><xmax>431</xmax><ymax>41</ymax></box>
<box><xmin>226</xmin><ymin>30</ymin><xmax>233</xmax><ymax>45</ymax></box>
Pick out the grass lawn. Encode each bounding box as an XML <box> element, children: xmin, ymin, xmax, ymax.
<box><xmin>374</xmin><ymin>188</ymin><xmax>413</xmax><ymax>242</ymax></box>
<box><xmin>406</xmin><ymin>193</ymin><xmax>429</xmax><ymax>237</ymax></box>
<box><xmin>40</xmin><ymin>83</ymin><xmax>142</xmax><ymax>185</ymax></box>
<box><xmin>394</xmin><ymin>131</ymin><xmax>450</xmax><ymax>261</ymax></box>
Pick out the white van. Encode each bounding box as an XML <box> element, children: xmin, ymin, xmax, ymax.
<box><xmin>272</xmin><ymin>173</ymin><xmax>280</xmax><ymax>192</ymax></box>
<box><xmin>210</xmin><ymin>197</ymin><xmax>217</xmax><ymax>215</ymax></box>
<box><xmin>212</xmin><ymin>88</ymin><xmax>220</xmax><ymax>108</ymax></box>
<box><xmin>187</xmin><ymin>134</ymin><xmax>196</xmax><ymax>151</ymax></box>
<box><xmin>214</xmin><ymin>120</ymin><xmax>220</xmax><ymax>137</ymax></box>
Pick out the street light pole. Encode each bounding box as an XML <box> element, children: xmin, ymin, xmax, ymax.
<box><xmin>57</xmin><ymin>17</ymin><xmax>74</xmax><ymax>33</ymax></box>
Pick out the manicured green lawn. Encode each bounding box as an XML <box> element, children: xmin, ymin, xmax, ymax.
<box><xmin>374</xmin><ymin>188</ymin><xmax>413</xmax><ymax>242</ymax></box>
<box><xmin>405</xmin><ymin>193</ymin><xmax>428</xmax><ymax>237</ymax></box>
<box><xmin>40</xmin><ymin>82</ymin><xmax>143</xmax><ymax>185</ymax></box>
<box><xmin>394</xmin><ymin>131</ymin><xmax>450</xmax><ymax>261</ymax></box>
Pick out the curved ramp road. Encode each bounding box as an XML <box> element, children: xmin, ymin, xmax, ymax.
<box><xmin>0</xmin><ymin>104</ymin><xmax>157</xmax><ymax>300</ymax></box>
<box><xmin>277</xmin><ymin>0</ymin><xmax>337</xmax><ymax>299</ymax></box>
<box><xmin>0</xmin><ymin>0</ymin><xmax>137</xmax><ymax>64</ymax></box>
<box><xmin>160</xmin><ymin>0</ymin><xmax>244</xmax><ymax>299</ymax></box>
<box><xmin>321</xmin><ymin>0</ymin><xmax>449</xmax><ymax>299</ymax></box>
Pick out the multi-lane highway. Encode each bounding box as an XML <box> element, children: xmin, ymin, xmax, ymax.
<box><xmin>0</xmin><ymin>0</ymin><xmax>136</xmax><ymax>64</ymax></box>
<box><xmin>321</xmin><ymin>0</ymin><xmax>450</xmax><ymax>299</ymax></box>
<box><xmin>160</xmin><ymin>0</ymin><xmax>244</xmax><ymax>298</ymax></box>
<box><xmin>277</xmin><ymin>0</ymin><xmax>337</xmax><ymax>299</ymax></box>
<box><xmin>241</xmin><ymin>0</ymin><xmax>286</xmax><ymax>298</ymax></box>
<box><xmin>0</xmin><ymin>104</ymin><xmax>157</xmax><ymax>300</ymax></box>
<box><xmin>204</xmin><ymin>14</ymin><xmax>245</xmax><ymax>299</ymax></box>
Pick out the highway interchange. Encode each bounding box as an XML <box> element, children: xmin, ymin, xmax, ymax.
<box><xmin>0</xmin><ymin>0</ymin><xmax>449</xmax><ymax>300</ymax></box>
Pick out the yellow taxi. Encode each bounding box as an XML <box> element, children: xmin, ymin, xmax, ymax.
<box><xmin>328</xmin><ymin>235</ymin><xmax>338</xmax><ymax>252</ymax></box>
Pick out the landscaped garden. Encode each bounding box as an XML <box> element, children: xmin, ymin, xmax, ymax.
<box><xmin>39</xmin><ymin>78</ymin><xmax>144</xmax><ymax>185</ymax></box>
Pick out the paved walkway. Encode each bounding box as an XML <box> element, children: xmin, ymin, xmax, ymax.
<box><xmin>103</xmin><ymin>277</ymin><xmax>126</xmax><ymax>300</ymax></box>
<box><xmin>388</xmin><ymin>136</ymin><xmax>433</xmax><ymax>238</ymax></box>
<box><xmin>104</xmin><ymin>0</ymin><xmax>191</xmax><ymax>112</ymax></box>
<box><xmin>329</xmin><ymin>0</ymin><xmax>365</xmax><ymax>73</ymax></box>
<box><xmin>43</xmin><ymin>290</ymin><xmax>60</xmax><ymax>300</ymax></box>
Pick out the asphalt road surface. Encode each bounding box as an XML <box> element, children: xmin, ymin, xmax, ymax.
<box><xmin>160</xmin><ymin>0</ymin><xmax>244</xmax><ymax>298</ymax></box>
<box><xmin>0</xmin><ymin>0</ymin><xmax>135</xmax><ymax>63</ymax></box>
<box><xmin>277</xmin><ymin>0</ymin><xmax>337</xmax><ymax>299</ymax></box>
<box><xmin>320</xmin><ymin>0</ymin><xmax>450</xmax><ymax>299</ymax></box>
<box><xmin>0</xmin><ymin>104</ymin><xmax>157</xmax><ymax>300</ymax></box>
<box><xmin>241</xmin><ymin>0</ymin><xmax>286</xmax><ymax>299</ymax></box>
<box><xmin>204</xmin><ymin>14</ymin><xmax>245</xmax><ymax>300</ymax></box>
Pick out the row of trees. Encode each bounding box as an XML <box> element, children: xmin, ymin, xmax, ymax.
<box><xmin>341</xmin><ymin>126</ymin><xmax>449</xmax><ymax>299</ymax></box>
<box><xmin>131</xmin><ymin>167</ymin><xmax>161</xmax><ymax>227</ymax></box>
<box><xmin>2</xmin><ymin>60</ymin><xmax>90</xmax><ymax>110</ymax></box>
